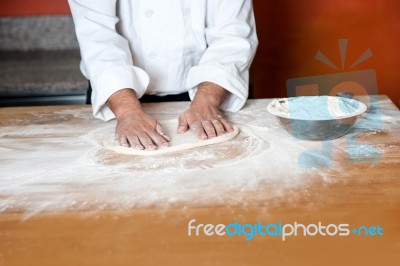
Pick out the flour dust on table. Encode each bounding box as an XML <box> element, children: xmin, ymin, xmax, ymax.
<box><xmin>5</xmin><ymin>99</ymin><xmax>391</xmax><ymax>217</ymax></box>
<box><xmin>0</xmin><ymin>104</ymin><xmax>338</xmax><ymax>217</ymax></box>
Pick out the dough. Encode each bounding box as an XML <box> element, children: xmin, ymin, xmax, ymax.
<box><xmin>103</xmin><ymin>119</ymin><xmax>240</xmax><ymax>155</ymax></box>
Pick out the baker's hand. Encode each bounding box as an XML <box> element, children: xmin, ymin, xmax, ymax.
<box><xmin>107</xmin><ymin>89</ymin><xmax>170</xmax><ymax>150</ymax></box>
<box><xmin>177</xmin><ymin>82</ymin><xmax>234</xmax><ymax>139</ymax></box>
<box><xmin>115</xmin><ymin>111</ymin><xmax>170</xmax><ymax>150</ymax></box>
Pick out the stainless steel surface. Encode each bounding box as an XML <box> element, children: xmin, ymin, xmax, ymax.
<box><xmin>276</xmin><ymin>115</ymin><xmax>360</xmax><ymax>140</ymax></box>
<box><xmin>267</xmin><ymin>97</ymin><xmax>368</xmax><ymax>141</ymax></box>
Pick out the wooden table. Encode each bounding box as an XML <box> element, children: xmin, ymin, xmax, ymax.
<box><xmin>0</xmin><ymin>96</ymin><xmax>399</xmax><ymax>266</ymax></box>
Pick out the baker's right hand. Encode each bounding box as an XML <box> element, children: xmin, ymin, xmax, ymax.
<box><xmin>106</xmin><ymin>88</ymin><xmax>170</xmax><ymax>150</ymax></box>
<box><xmin>115</xmin><ymin>111</ymin><xmax>170</xmax><ymax>150</ymax></box>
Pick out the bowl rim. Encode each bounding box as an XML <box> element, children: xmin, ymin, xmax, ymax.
<box><xmin>267</xmin><ymin>96</ymin><xmax>368</xmax><ymax>121</ymax></box>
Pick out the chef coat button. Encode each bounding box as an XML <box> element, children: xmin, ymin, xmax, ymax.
<box><xmin>145</xmin><ymin>10</ymin><xmax>154</xmax><ymax>18</ymax></box>
<box><xmin>148</xmin><ymin>52</ymin><xmax>157</xmax><ymax>59</ymax></box>
<box><xmin>184</xmin><ymin>50</ymin><xmax>192</xmax><ymax>56</ymax></box>
<box><xmin>184</xmin><ymin>8</ymin><xmax>191</xmax><ymax>16</ymax></box>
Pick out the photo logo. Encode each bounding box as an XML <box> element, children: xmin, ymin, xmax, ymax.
<box><xmin>188</xmin><ymin>219</ymin><xmax>384</xmax><ymax>242</ymax></box>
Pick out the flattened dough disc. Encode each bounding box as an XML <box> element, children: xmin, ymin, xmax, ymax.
<box><xmin>103</xmin><ymin>119</ymin><xmax>240</xmax><ymax>156</ymax></box>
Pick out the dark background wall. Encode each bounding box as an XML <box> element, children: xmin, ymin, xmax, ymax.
<box><xmin>1</xmin><ymin>0</ymin><xmax>399</xmax><ymax>107</ymax></box>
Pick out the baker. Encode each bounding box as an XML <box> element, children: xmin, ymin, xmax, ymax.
<box><xmin>69</xmin><ymin>0</ymin><xmax>258</xmax><ymax>150</ymax></box>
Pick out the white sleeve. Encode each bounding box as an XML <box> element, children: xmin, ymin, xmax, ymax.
<box><xmin>186</xmin><ymin>0</ymin><xmax>258</xmax><ymax>112</ymax></box>
<box><xmin>68</xmin><ymin>0</ymin><xmax>149</xmax><ymax>121</ymax></box>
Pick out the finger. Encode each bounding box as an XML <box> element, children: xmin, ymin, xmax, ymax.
<box><xmin>202</xmin><ymin>120</ymin><xmax>217</xmax><ymax>139</ymax></box>
<box><xmin>190</xmin><ymin>121</ymin><xmax>207</xmax><ymax>140</ymax></box>
<box><xmin>156</xmin><ymin>122</ymin><xmax>171</xmax><ymax>142</ymax></box>
<box><xmin>177</xmin><ymin>114</ymin><xmax>189</xmax><ymax>134</ymax></box>
<box><xmin>137</xmin><ymin>133</ymin><xmax>157</xmax><ymax>150</ymax></box>
<box><xmin>211</xmin><ymin>119</ymin><xmax>225</xmax><ymax>136</ymax></box>
<box><xmin>148</xmin><ymin>131</ymin><xmax>170</xmax><ymax>148</ymax></box>
<box><xmin>220</xmin><ymin>118</ymin><xmax>234</xmax><ymax>132</ymax></box>
<box><xmin>117</xmin><ymin>133</ymin><xmax>130</xmax><ymax>147</ymax></box>
<box><xmin>126</xmin><ymin>134</ymin><xmax>144</xmax><ymax>150</ymax></box>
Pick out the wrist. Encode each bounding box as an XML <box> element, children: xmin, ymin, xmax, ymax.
<box><xmin>192</xmin><ymin>82</ymin><xmax>228</xmax><ymax>108</ymax></box>
<box><xmin>107</xmin><ymin>88</ymin><xmax>143</xmax><ymax>119</ymax></box>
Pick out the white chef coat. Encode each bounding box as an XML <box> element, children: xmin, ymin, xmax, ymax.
<box><xmin>68</xmin><ymin>0</ymin><xmax>258</xmax><ymax>121</ymax></box>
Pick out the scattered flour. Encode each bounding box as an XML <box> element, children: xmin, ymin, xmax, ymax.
<box><xmin>0</xmin><ymin>98</ymin><xmax>397</xmax><ymax>217</ymax></box>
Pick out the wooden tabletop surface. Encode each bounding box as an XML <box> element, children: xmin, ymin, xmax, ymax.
<box><xmin>0</xmin><ymin>96</ymin><xmax>399</xmax><ymax>266</ymax></box>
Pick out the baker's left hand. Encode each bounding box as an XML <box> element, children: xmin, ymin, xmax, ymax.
<box><xmin>177</xmin><ymin>82</ymin><xmax>234</xmax><ymax>139</ymax></box>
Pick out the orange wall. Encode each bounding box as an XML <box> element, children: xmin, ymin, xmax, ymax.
<box><xmin>0</xmin><ymin>0</ymin><xmax>69</xmax><ymax>16</ymax></box>
<box><xmin>1</xmin><ymin>0</ymin><xmax>399</xmax><ymax>107</ymax></box>
<box><xmin>252</xmin><ymin>0</ymin><xmax>400</xmax><ymax>107</ymax></box>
